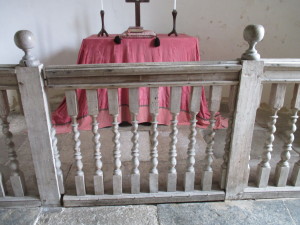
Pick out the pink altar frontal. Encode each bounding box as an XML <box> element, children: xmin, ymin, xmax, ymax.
<box><xmin>52</xmin><ymin>34</ymin><xmax>227</xmax><ymax>133</ymax></box>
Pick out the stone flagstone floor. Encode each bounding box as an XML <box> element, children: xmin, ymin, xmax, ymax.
<box><xmin>0</xmin><ymin>199</ymin><xmax>300</xmax><ymax>225</ymax></box>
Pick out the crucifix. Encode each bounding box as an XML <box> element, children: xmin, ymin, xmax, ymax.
<box><xmin>126</xmin><ymin>0</ymin><xmax>150</xmax><ymax>27</ymax></box>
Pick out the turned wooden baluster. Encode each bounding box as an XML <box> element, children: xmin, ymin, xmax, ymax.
<box><xmin>129</xmin><ymin>88</ymin><xmax>140</xmax><ymax>194</ymax></box>
<box><xmin>167</xmin><ymin>86</ymin><xmax>182</xmax><ymax>192</ymax></box>
<box><xmin>86</xmin><ymin>90</ymin><xmax>104</xmax><ymax>195</ymax></box>
<box><xmin>108</xmin><ymin>88</ymin><xmax>122</xmax><ymax>195</ymax></box>
<box><xmin>65</xmin><ymin>90</ymin><xmax>86</xmax><ymax>196</ymax></box>
<box><xmin>256</xmin><ymin>84</ymin><xmax>287</xmax><ymax>188</ymax></box>
<box><xmin>184</xmin><ymin>86</ymin><xmax>202</xmax><ymax>192</ymax></box>
<box><xmin>0</xmin><ymin>90</ymin><xmax>25</xmax><ymax>197</ymax></box>
<box><xmin>289</xmin><ymin>85</ymin><xmax>300</xmax><ymax>186</ymax></box>
<box><xmin>51</xmin><ymin>127</ymin><xmax>64</xmax><ymax>194</ymax></box>
<box><xmin>201</xmin><ymin>86</ymin><xmax>222</xmax><ymax>191</ymax></box>
<box><xmin>275</xmin><ymin>84</ymin><xmax>300</xmax><ymax>186</ymax></box>
<box><xmin>149</xmin><ymin>87</ymin><xmax>159</xmax><ymax>193</ymax></box>
<box><xmin>220</xmin><ymin>85</ymin><xmax>238</xmax><ymax>189</ymax></box>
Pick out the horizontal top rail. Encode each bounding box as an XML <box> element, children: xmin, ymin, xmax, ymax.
<box><xmin>262</xmin><ymin>59</ymin><xmax>300</xmax><ymax>83</ymax></box>
<box><xmin>1</xmin><ymin>59</ymin><xmax>300</xmax><ymax>90</ymax></box>
<box><xmin>45</xmin><ymin>61</ymin><xmax>242</xmax><ymax>89</ymax></box>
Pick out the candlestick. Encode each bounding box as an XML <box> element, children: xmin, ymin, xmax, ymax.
<box><xmin>173</xmin><ymin>0</ymin><xmax>176</xmax><ymax>10</ymax></box>
<box><xmin>101</xmin><ymin>0</ymin><xmax>104</xmax><ymax>10</ymax></box>
<box><xmin>168</xmin><ymin>10</ymin><xmax>178</xmax><ymax>36</ymax></box>
<box><xmin>98</xmin><ymin>10</ymin><xmax>109</xmax><ymax>37</ymax></box>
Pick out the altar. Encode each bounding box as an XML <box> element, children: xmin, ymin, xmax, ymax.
<box><xmin>52</xmin><ymin>34</ymin><xmax>226</xmax><ymax>133</ymax></box>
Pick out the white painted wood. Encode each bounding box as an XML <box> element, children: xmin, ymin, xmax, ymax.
<box><xmin>185</xmin><ymin>86</ymin><xmax>202</xmax><ymax>192</ymax></box>
<box><xmin>86</xmin><ymin>90</ymin><xmax>104</xmax><ymax>195</ymax></box>
<box><xmin>256</xmin><ymin>84</ymin><xmax>287</xmax><ymax>188</ymax></box>
<box><xmin>225</xmin><ymin>61</ymin><xmax>264</xmax><ymax>200</ymax></box>
<box><xmin>0</xmin><ymin>90</ymin><xmax>25</xmax><ymax>197</ymax></box>
<box><xmin>201</xmin><ymin>85</ymin><xmax>222</xmax><ymax>191</ymax></box>
<box><xmin>65</xmin><ymin>90</ymin><xmax>86</xmax><ymax>196</ymax></box>
<box><xmin>16</xmin><ymin>66</ymin><xmax>60</xmax><ymax>206</ymax></box>
<box><xmin>0</xmin><ymin>173</ymin><xmax>5</xmax><ymax>197</ymax></box>
<box><xmin>63</xmin><ymin>190</ymin><xmax>225</xmax><ymax>207</ymax></box>
<box><xmin>108</xmin><ymin>88</ymin><xmax>122</xmax><ymax>195</ymax></box>
<box><xmin>129</xmin><ymin>88</ymin><xmax>140</xmax><ymax>194</ymax></box>
<box><xmin>149</xmin><ymin>87</ymin><xmax>159</xmax><ymax>193</ymax></box>
<box><xmin>167</xmin><ymin>87</ymin><xmax>182</xmax><ymax>192</ymax></box>
<box><xmin>220</xmin><ymin>85</ymin><xmax>238</xmax><ymax>189</ymax></box>
<box><xmin>51</xmin><ymin>127</ymin><xmax>64</xmax><ymax>195</ymax></box>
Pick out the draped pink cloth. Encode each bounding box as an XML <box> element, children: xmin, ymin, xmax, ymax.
<box><xmin>52</xmin><ymin>34</ymin><xmax>227</xmax><ymax>133</ymax></box>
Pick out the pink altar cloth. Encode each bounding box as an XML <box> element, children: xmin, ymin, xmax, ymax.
<box><xmin>52</xmin><ymin>34</ymin><xmax>226</xmax><ymax>133</ymax></box>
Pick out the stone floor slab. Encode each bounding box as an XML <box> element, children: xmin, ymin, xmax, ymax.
<box><xmin>36</xmin><ymin>205</ymin><xmax>159</xmax><ymax>225</ymax></box>
<box><xmin>157</xmin><ymin>200</ymin><xmax>295</xmax><ymax>225</ymax></box>
<box><xmin>0</xmin><ymin>208</ymin><xmax>41</xmax><ymax>225</ymax></box>
<box><xmin>283</xmin><ymin>199</ymin><xmax>300</xmax><ymax>225</ymax></box>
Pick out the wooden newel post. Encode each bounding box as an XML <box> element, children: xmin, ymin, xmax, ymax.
<box><xmin>14</xmin><ymin>30</ymin><xmax>61</xmax><ymax>206</ymax></box>
<box><xmin>225</xmin><ymin>25</ymin><xmax>265</xmax><ymax>199</ymax></box>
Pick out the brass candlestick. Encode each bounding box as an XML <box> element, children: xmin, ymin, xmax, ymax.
<box><xmin>168</xmin><ymin>10</ymin><xmax>178</xmax><ymax>36</ymax></box>
<box><xmin>98</xmin><ymin>10</ymin><xmax>109</xmax><ymax>37</ymax></box>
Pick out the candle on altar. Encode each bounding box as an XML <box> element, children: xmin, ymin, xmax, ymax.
<box><xmin>173</xmin><ymin>0</ymin><xmax>176</xmax><ymax>10</ymax></box>
<box><xmin>101</xmin><ymin>0</ymin><xmax>104</xmax><ymax>10</ymax></box>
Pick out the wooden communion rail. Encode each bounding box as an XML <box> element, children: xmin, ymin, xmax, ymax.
<box><xmin>0</xmin><ymin>25</ymin><xmax>300</xmax><ymax>207</ymax></box>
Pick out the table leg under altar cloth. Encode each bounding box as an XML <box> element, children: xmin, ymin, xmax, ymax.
<box><xmin>51</xmin><ymin>34</ymin><xmax>227</xmax><ymax>133</ymax></box>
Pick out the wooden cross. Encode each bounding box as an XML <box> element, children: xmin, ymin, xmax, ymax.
<box><xmin>126</xmin><ymin>0</ymin><xmax>150</xmax><ymax>27</ymax></box>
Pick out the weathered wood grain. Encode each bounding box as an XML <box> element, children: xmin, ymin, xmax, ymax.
<box><xmin>149</xmin><ymin>87</ymin><xmax>159</xmax><ymax>193</ymax></box>
<box><xmin>256</xmin><ymin>84</ymin><xmax>287</xmax><ymax>188</ymax></box>
<box><xmin>45</xmin><ymin>62</ymin><xmax>241</xmax><ymax>88</ymax></box>
<box><xmin>225</xmin><ymin>61</ymin><xmax>264</xmax><ymax>200</ymax></box>
<box><xmin>129</xmin><ymin>88</ymin><xmax>140</xmax><ymax>194</ymax></box>
<box><xmin>108</xmin><ymin>88</ymin><xmax>122</xmax><ymax>195</ymax></box>
<box><xmin>167</xmin><ymin>87</ymin><xmax>182</xmax><ymax>192</ymax></box>
<box><xmin>16</xmin><ymin>66</ymin><xmax>60</xmax><ymax>206</ymax></box>
<box><xmin>66</xmin><ymin>90</ymin><xmax>86</xmax><ymax>196</ymax></box>
<box><xmin>185</xmin><ymin>86</ymin><xmax>202</xmax><ymax>192</ymax></box>
<box><xmin>201</xmin><ymin>86</ymin><xmax>222</xmax><ymax>191</ymax></box>
<box><xmin>86</xmin><ymin>90</ymin><xmax>104</xmax><ymax>195</ymax></box>
<box><xmin>63</xmin><ymin>191</ymin><xmax>225</xmax><ymax>207</ymax></box>
<box><xmin>241</xmin><ymin>186</ymin><xmax>300</xmax><ymax>200</ymax></box>
<box><xmin>220</xmin><ymin>85</ymin><xmax>238</xmax><ymax>189</ymax></box>
<box><xmin>0</xmin><ymin>65</ymin><xmax>18</xmax><ymax>89</ymax></box>
<box><xmin>0</xmin><ymin>196</ymin><xmax>41</xmax><ymax>208</ymax></box>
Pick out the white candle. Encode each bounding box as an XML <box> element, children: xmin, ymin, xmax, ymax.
<box><xmin>101</xmin><ymin>0</ymin><xmax>104</xmax><ymax>10</ymax></box>
<box><xmin>173</xmin><ymin>0</ymin><xmax>176</xmax><ymax>10</ymax></box>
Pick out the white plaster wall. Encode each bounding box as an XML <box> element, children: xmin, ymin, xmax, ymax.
<box><xmin>1</xmin><ymin>0</ymin><xmax>300</xmax><ymax>109</ymax></box>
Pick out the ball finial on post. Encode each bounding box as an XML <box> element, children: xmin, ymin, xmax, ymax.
<box><xmin>14</xmin><ymin>30</ymin><xmax>40</xmax><ymax>67</ymax></box>
<box><xmin>241</xmin><ymin>24</ymin><xmax>265</xmax><ymax>60</ymax></box>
